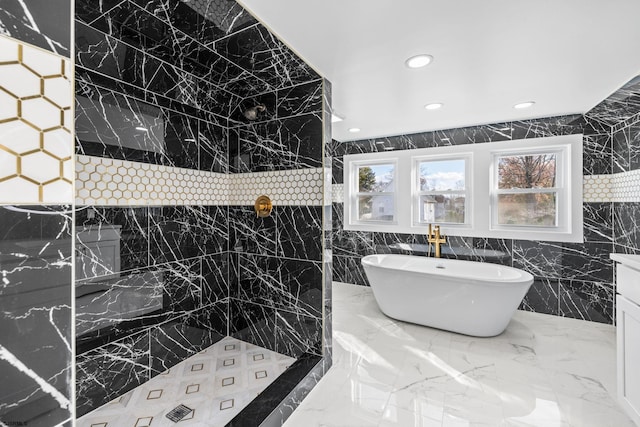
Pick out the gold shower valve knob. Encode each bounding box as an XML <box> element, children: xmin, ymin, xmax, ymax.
<box><xmin>254</xmin><ymin>195</ymin><xmax>273</xmax><ymax>218</ymax></box>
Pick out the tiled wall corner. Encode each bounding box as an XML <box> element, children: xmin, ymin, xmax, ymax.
<box><xmin>0</xmin><ymin>36</ymin><xmax>73</xmax><ymax>203</ymax></box>
<box><xmin>612</xmin><ymin>169</ymin><xmax>640</xmax><ymax>202</ymax></box>
<box><xmin>331</xmin><ymin>184</ymin><xmax>343</xmax><ymax>204</ymax></box>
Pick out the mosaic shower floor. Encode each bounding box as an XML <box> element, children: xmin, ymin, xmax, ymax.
<box><xmin>77</xmin><ymin>337</ymin><xmax>295</xmax><ymax>427</ymax></box>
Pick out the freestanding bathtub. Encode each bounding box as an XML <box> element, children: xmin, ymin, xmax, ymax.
<box><xmin>361</xmin><ymin>254</ymin><xmax>534</xmax><ymax>337</ymax></box>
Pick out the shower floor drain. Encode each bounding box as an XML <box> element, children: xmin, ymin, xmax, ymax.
<box><xmin>166</xmin><ymin>404</ymin><xmax>193</xmax><ymax>422</ymax></box>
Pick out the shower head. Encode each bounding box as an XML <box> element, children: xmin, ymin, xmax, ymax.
<box><xmin>243</xmin><ymin>104</ymin><xmax>266</xmax><ymax>121</ymax></box>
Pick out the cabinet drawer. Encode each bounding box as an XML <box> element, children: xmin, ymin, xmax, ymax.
<box><xmin>617</xmin><ymin>264</ymin><xmax>640</xmax><ymax>306</ymax></box>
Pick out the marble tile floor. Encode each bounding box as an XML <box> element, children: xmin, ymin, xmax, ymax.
<box><xmin>284</xmin><ymin>282</ymin><xmax>636</xmax><ymax>427</ymax></box>
<box><xmin>77</xmin><ymin>337</ymin><xmax>295</xmax><ymax>427</ymax></box>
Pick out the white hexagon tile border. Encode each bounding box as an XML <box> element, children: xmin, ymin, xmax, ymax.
<box><xmin>76</xmin><ymin>155</ymin><xmax>325</xmax><ymax>206</ymax></box>
<box><xmin>0</xmin><ymin>35</ymin><xmax>73</xmax><ymax>203</ymax></box>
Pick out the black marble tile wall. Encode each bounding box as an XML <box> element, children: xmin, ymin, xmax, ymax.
<box><xmin>332</xmin><ymin>114</ymin><xmax>627</xmax><ymax>324</ymax></box>
<box><xmin>229</xmin><ymin>205</ymin><xmax>324</xmax><ymax>358</ymax></box>
<box><xmin>130</xmin><ymin>0</ymin><xmax>256</xmax><ymax>43</ymax></box>
<box><xmin>0</xmin><ymin>0</ymin><xmax>71</xmax><ymax>56</ymax></box>
<box><xmin>74</xmin><ymin>0</ymin><xmax>330</xmax><ymax>419</ymax></box>
<box><xmin>519</xmin><ymin>278</ymin><xmax>560</xmax><ymax>316</ymax></box>
<box><xmin>149</xmin><ymin>205</ymin><xmax>229</xmax><ymax>263</ymax></box>
<box><xmin>149</xmin><ymin>305</ymin><xmax>227</xmax><ymax>374</ymax></box>
<box><xmin>76</xmin><ymin>302</ymin><xmax>229</xmax><ymax>417</ymax></box>
<box><xmin>585</xmin><ymin>76</ymin><xmax>640</xmax><ymax>127</ymax></box>
<box><xmin>76</xmin><ymin>205</ymin><xmax>228</xmax><ymax>278</ymax></box>
<box><xmin>612</xmin><ymin>106</ymin><xmax>640</xmax><ymax>257</ymax></box>
<box><xmin>75</xmin><ymin>82</ymin><xmax>228</xmax><ymax>169</ymax></box>
<box><xmin>215</xmin><ymin>24</ymin><xmax>319</xmax><ymax>95</ymax></box>
<box><xmin>229</xmin><ymin>299</ymin><xmax>277</xmax><ymax>352</ymax></box>
<box><xmin>559</xmin><ymin>280</ymin><xmax>615</xmax><ymax>324</ymax></box>
<box><xmin>75</xmin><ymin>204</ymin><xmax>229</xmax><ymax>414</ymax></box>
<box><xmin>0</xmin><ymin>206</ymin><xmax>72</xmax><ymax>426</ymax></box>
<box><xmin>229</xmin><ymin>113</ymin><xmax>323</xmax><ymax>173</ymax></box>
<box><xmin>235</xmin><ymin>255</ymin><xmax>322</xmax><ymax>318</ymax></box>
<box><xmin>76</xmin><ymin>331</ymin><xmax>150</xmax><ymax>417</ymax></box>
<box><xmin>614</xmin><ymin>202</ymin><xmax>640</xmax><ymax>255</ymax></box>
<box><xmin>613</xmin><ymin>116</ymin><xmax>640</xmax><ymax>173</ymax></box>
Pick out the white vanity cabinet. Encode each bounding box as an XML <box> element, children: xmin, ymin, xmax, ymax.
<box><xmin>611</xmin><ymin>253</ymin><xmax>640</xmax><ymax>426</ymax></box>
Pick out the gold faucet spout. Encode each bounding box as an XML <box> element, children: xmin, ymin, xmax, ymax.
<box><xmin>427</xmin><ymin>224</ymin><xmax>447</xmax><ymax>258</ymax></box>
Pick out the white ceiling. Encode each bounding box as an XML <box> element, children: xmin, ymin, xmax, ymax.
<box><xmin>237</xmin><ymin>0</ymin><xmax>640</xmax><ymax>142</ymax></box>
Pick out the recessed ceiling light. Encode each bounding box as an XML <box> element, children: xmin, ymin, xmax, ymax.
<box><xmin>331</xmin><ymin>113</ymin><xmax>344</xmax><ymax>123</ymax></box>
<box><xmin>424</xmin><ymin>103</ymin><xmax>443</xmax><ymax>110</ymax></box>
<box><xmin>348</xmin><ymin>127</ymin><xmax>361</xmax><ymax>133</ymax></box>
<box><xmin>135</xmin><ymin>126</ymin><xmax>148</xmax><ymax>132</ymax></box>
<box><xmin>514</xmin><ymin>101</ymin><xmax>535</xmax><ymax>109</ymax></box>
<box><xmin>405</xmin><ymin>54</ymin><xmax>433</xmax><ymax>69</ymax></box>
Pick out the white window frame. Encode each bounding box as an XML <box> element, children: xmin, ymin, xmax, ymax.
<box><xmin>348</xmin><ymin>159</ymin><xmax>398</xmax><ymax>226</ymax></box>
<box><xmin>343</xmin><ymin>134</ymin><xmax>583</xmax><ymax>242</ymax></box>
<box><xmin>412</xmin><ymin>154</ymin><xmax>472</xmax><ymax>228</ymax></box>
<box><xmin>490</xmin><ymin>148</ymin><xmax>565</xmax><ymax>232</ymax></box>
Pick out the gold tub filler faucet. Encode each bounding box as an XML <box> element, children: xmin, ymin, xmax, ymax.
<box><xmin>427</xmin><ymin>224</ymin><xmax>447</xmax><ymax>258</ymax></box>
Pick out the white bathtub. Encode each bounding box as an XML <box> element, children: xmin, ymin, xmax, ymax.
<box><xmin>361</xmin><ymin>254</ymin><xmax>534</xmax><ymax>337</ymax></box>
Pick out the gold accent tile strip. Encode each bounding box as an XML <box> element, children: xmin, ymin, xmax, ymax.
<box><xmin>0</xmin><ymin>36</ymin><xmax>72</xmax><ymax>203</ymax></box>
<box><xmin>75</xmin><ymin>155</ymin><xmax>325</xmax><ymax>206</ymax></box>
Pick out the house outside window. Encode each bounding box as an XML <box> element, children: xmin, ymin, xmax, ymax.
<box><xmin>352</xmin><ymin>162</ymin><xmax>396</xmax><ymax>223</ymax></box>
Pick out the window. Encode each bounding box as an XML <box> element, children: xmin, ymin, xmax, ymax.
<box><xmin>343</xmin><ymin>134</ymin><xmax>583</xmax><ymax>242</ymax></box>
<box><xmin>494</xmin><ymin>152</ymin><xmax>559</xmax><ymax>227</ymax></box>
<box><xmin>350</xmin><ymin>162</ymin><xmax>396</xmax><ymax>223</ymax></box>
<box><xmin>414</xmin><ymin>157</ymin><xmax>470</xmax><ymax>225</ymax></box>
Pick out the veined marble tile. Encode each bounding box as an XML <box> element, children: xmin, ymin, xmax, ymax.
<box><xmin>0</xmin><ymin>205</ymin><xmax>72</xmax><ymax>426</ymax></box>
<box><xmin>282</xmin><ymin>282</ymin><xmax>634</xmax><ymax>427</ymax></box>
<box><xmin>0</xmin><ymin>0</ymin><xmax>70</xmax><ymax>56</ymax></box>
<box><xmin>214</xmin><ymin>23</ymin><xmax>319</xmax><ymax>94</ymax></box>
<box><xmin>229</xmin><ymin>112</ymin><xmax>323</xmax><ymax>173</ymax></box>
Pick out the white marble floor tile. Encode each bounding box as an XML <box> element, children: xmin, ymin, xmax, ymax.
<box><xmin>283</xmin><ymin>282</ymin><xmax>636</xmax><ymax>427</ymax></box>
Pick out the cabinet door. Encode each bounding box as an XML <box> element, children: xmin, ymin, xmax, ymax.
<box><xmin>617</xmin><ymin>295</ymin><xmax>640</xmax><ymax>425</ymax></box>
<box><xmin>76</xmin><ymin>239</ymin><xmax>121</xmax><ymax>281</ymax></box>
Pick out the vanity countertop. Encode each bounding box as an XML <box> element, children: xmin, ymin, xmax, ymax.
<box><xmin>610</xmin><ymin>253</ymin><xmax>640</xmax><ymax>271</ymax></box>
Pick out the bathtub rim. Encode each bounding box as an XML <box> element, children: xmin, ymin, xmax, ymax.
<box><xmin>361</xmin><ymin>253</ymin><xmax>534</xmax><ymax>286</ymax></box>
